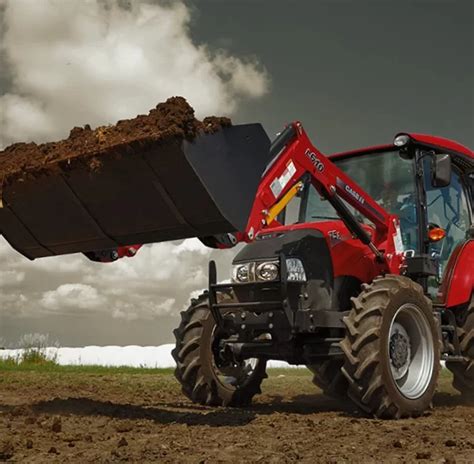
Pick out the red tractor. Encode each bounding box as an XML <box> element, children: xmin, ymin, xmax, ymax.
<box><xmin>1</xmin><ymin>119</ymin><xmax>472</xmax><ymax>419</ymax></box>
<box><xmin>171</xmin><ymin>123</ymin><xmax>473</xmax><ymax>419</ymax></box>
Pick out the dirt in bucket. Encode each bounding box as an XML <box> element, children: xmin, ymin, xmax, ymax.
<box><xmin>0</xmin><ymin>96</ymin><xmax>231</xmax><ymax>183</ymax></box>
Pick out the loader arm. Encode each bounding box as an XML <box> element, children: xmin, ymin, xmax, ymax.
<box><xmin>244</xmin><ymin>122</ymin><xmax>403</xmax><ymax>272</ymax></box>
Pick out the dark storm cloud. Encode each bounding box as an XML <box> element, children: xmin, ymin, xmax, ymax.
<box><xmin>187</xmin><ymin>0</ymin><xmax>473</xmax><ymax>151</ymax></box>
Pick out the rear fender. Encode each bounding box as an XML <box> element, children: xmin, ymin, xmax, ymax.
<box><xmin>438</xmin><ymin>240</ymin><xmax>474</xmax><ymax>308</ymax></box>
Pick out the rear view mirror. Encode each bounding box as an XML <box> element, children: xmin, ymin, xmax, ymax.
<box><xmin>432</xmin><ymin>154</ymin><xmax>451</xmax><ymax>188</ymax></box>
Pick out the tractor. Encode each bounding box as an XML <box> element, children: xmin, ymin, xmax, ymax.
<box><xmin>0</xmin><ymin>118</ymin><xmax>472</xmax><ymax>419</ymax></box>
<box><xmin>171</xmin><ymin>123</ymin><xmax>473</xmax><ymax>419</ymax></box>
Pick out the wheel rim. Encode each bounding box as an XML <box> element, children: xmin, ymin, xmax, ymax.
<box><xmin>388</xmin><ymin>303</ymin><xmax>434</xmax><ymax>399</ymax></box>
<box><xmin>210</xmin><ymin>326</ymin><xmax>259</xmax><ymax>390</ymax></box>
<box><xmin>214</xmin><ymin>357</ymin><xmax>259</xmax><ymax>389</ymax></box>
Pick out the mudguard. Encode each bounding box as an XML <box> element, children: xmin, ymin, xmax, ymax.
<box><xmin>438</xmin><ymin>240</ymin><xmax>474</xmax><ymax>308</ymax></box>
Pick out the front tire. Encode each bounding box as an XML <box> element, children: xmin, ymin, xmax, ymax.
<box><xmin>341</xmin><ymin>275</ymin><xmax>440</xmax><ymax>419</ymax></box>
<box><xmin>446</xmin><ymin>296</ymin><xmax>474</xmax><ymax>400</ymax></box>
<box><xmin>172</xmin><ymin>292</ymin><xmax>267</xmax><ymax>407</ymax></box>
<box><xmin>307</xmin><ymin>360</ymin><xmax>348</xmax><ymax>398</ymax></box>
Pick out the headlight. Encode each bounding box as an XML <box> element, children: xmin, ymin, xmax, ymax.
<box><xmin>286</xmin><ymin>258</ymin><xmax>307</xmax><ymax>282</ymax></box>
<box><xmin>232</xmin><ymin>259</ymin><xmax>304</xmax><ymax>283</ymax></box>
<box><xmin>233</xmin><ymin>263</ymin><xmax>252</xmax><ymax>282</ymax></box>
<box><xmin>232</xmin><ymin>260</ymin><xmax>280</xmax><ymax>283</ymax></box>
<box><xmin>256</xmin><ymin>261</ymin><xmax>279</xmax><ymax>281</ymax></box>
<box><xmin>393</xmin><ymin>134</ymin><xmax>410</xmax><ymax>147</ymax></box>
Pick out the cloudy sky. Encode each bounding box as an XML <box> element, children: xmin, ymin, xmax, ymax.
<box><xmin>0</xmin><ymin>0</ymin><xmax>472</xmax><ymax>347</ymax></box>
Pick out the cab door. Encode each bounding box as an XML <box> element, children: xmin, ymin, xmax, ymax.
<box><xmin>425</xmin><ymin>166</ymin><xmax>472</xmax><ymax>300</ymax></box>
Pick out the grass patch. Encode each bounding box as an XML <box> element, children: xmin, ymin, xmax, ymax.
<box><xmin>0</xmin><ymin>357</ymin><xmax>58</xmax><ymax>370</ymax></box>
<box><xmin>0</xmin><ymin>358</ymin><xmax>306</xmax><ymax>372</ymax></box>
<box><xmin>0</xmin><ymin>360</ymin><xmax>451</xmax><ymax>378</ymax></box>
<box><xmin>0</xmin><ymin>347</ymin><xmax>58</xmax><ymax>370</ymax></box>
<box><xmin>0</xmin><ymin>359</ymin><xmax>175</xmax><ymax>375</ymax></box>
<box><xmin>0</xmin><ymin>359</ymin><xmax>309</xmax><ymax>376</ymax></box>
<box><xmin>266</xmin><ymin>367</ymin><xmax>312</xmax><ymax>377</ymax></box>
<box><xmin>20</xmin><ymin>350</ymin><xmax>56</xmax><ymax>365</ymax></box>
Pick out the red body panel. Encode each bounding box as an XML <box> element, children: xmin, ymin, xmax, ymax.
<box><xmin>329</xmin><ymin>133</ymin><xmax>473</xmax><ymax>160</ymax></box>
<box><xmin>407</xmin><ymin>133</ymin><xmax>473</xmax><ymax>158</ymax></box>
<box><xmin>438</xmin><ymin>240</ymin><xmax>474</xmax><ymax>308</ymax></box>
<box><xmin>317</xmin><ymin>222</ymin><xmax>381</xmax><ymax>283</ymax></box>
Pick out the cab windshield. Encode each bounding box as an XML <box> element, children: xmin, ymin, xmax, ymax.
<box><xmin>303</xmin><ymin>150</ymin><xmax>418</xmax><ymax>251</ymax></box>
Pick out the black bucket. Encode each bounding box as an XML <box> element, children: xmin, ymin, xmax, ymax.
<box><xmin>0</xmin><ymin>123</ymin><xmax>271</xmax><ymax>259</ymax></box>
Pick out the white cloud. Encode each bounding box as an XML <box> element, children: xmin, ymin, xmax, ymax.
<box><xmin>0</xmin><ymin>269</ymin><xmax>25</xmax><ymax>286</ymax></box>
<box><xmin>0</xmin><ymin>234</ymin><xmax>227</xmax><ymax>321</ymax></box>
<box><xmin>172</xmin><ymin>238</ymin><xmax>209</xmax><ymax>255</ymax></box>
<box><xmin>83</xmin><ymin>240</ymin><xmax>212</xmax><ymax>287</ymax></box>
<box><xmin>112</xmin><ymin>296</ymin><xmax>175</xmax><ymax>321</ymax></box>
<box><xmin>0</xmin><ymin>0</ymin><xmax>269</xmax><ymax>147</ymax></box>
<box><xmin>212</xmin><ymin>53</ymin><xmax>270</xmax><ymax>98</ymax></box>
<box><xmin>0</xmin><ymin>293</ymin><xmax>26</xmax><ymax>319</ymax></box>
<box><xmin>41</xmin><ymin>283</ymin><xmax>106</xmax><ymax>311</ymax></box>
<box><xmin>112</xmin><ymin>308</ymin><xmax>139</xmax><ymax>321</ymax></box>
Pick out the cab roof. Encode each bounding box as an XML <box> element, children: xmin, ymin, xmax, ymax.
<box><xmin>329</xmin><ymin>133</ymin><xmax>473</xmax><ymax>160</ymax></box>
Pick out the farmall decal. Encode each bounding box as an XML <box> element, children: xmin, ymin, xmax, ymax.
<box><xmin>305</xmin><ymin>148</ymin><xmax>324</xmax><ymax>172</ymax></box>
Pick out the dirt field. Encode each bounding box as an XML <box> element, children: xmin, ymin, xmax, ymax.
<box><xmin>0</xmin><ymin>366</ymin><xmax>473</xmax><ymax>463</ymax></box>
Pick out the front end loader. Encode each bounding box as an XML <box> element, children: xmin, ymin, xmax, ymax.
<box><xmin>1</xmin><ymin>115</ymin><xmax>472</xmax><ymax>419</ymax></box>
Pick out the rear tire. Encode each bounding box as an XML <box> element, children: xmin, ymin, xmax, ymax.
<box><xmin>307</xmin><ymin>360</ymin><xmax>348</xmax><ymax>398</ymax></box>
<box><xmin>172</xmin><ymin>292</ymin><xmax>267</xmax><ymax>407</ymax></box>
<box><xmin>341</xmin><ymin>275</ymin><xmax>440</xmax><ymax>419</ymax></box>
<box><xmin>446</xmin><ymin>296</ymin><xmax>474</xmax><ymax>400</ymax></box>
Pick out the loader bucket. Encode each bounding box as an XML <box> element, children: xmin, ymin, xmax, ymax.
<box><xmin>0</xmin><ymin>124</ymin><xmax>271</xmax><ymax>259</ymax></box>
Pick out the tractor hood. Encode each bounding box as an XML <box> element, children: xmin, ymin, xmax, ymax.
<box><xmin>232</xmin><ymin>228</ymin><xmax>334</xmax><ymax>311</ymax></box>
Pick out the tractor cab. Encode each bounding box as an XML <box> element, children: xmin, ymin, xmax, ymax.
<box><xmin>283</xmin><ymin>136</ymin><xmax>473</xmax><ymax>299</ymax></box>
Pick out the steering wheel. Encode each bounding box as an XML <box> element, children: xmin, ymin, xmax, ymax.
<box><xmin>427</xmin><ymin>192</ymin><xmax>462</xmax><ymax>233</ymax></box>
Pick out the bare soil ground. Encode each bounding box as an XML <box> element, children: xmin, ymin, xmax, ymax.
<box><xmin>0</xmin><ymin>367</ymin><xmax>472</xmax><ymax>463</ymax></box>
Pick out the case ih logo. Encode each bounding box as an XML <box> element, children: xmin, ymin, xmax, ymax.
<box><xmin>345</xmin><ymin>184</ymin><xmax>365</xmax><ymax>205</ymax></box>
<box><xmin>305</xmin><ymin>148</ymin><xmax>324</xmax><ymax>172</ymax></box>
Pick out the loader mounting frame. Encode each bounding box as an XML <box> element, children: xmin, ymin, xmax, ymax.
<box><xmin>208</xmin><ymin>261</ymin><xmax>346</xmax><ymax>366</ymax></box>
